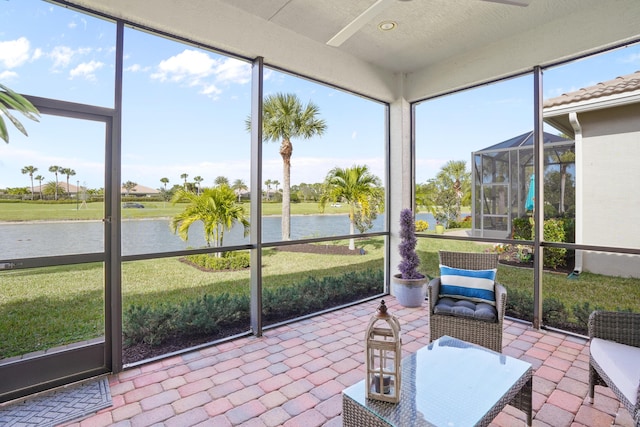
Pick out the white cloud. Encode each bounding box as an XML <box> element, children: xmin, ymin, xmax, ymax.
<box><xmin>351</xmin><ymin>131</ymin><xmax>357</xmax><ymax>140</ymax></box>
<box><xmin>50</xmin><ymin>46</ymin><xmax>74</xmax><ymax>68</ymax></box>
<box><xmin>201</xmin><ymin>84</ymin><xmax>222</xmax><ymax>97</ymax></box>
<box><xmin>0</xmin><ymin>37</ymin><xmax>31</xmax><ymax>69</ymax></box>
<box><xmin>49</xmin><ymin>46</ymin><xmax>93</xmax><ymax>69</ymax></box>
<box><xmin>0</xmin><ymin>70</ymin><xmax>18</xmax><ymax>80</ymax></box>
<box><xmin>215</xmin><ymin>58</ymin><xmax>251</xmax><ymax>85</ymax></box>
<box><xmin>69</xmin><ymin>60</ymin><xmax>104</xmax><ymax>81</ymax></box>
<box><xmin>621</xmin><ymin>52</ymin><xmax>640</xmax><ymax>64</ymax></box>
<box><xmin>151</xmin><ymin>50</ymin><xmax>251</xmax><ymax>99</ymax></box>
<box><xmin>31</xmin><ymin>48</ymin><xmax>43</xmax><ymax>61</ymax></box>
<box><xmin>68</xmin><ymin>21</ymin><xmax>77</xmax><ymax>29</ymax></box>
<box><xmin>152</xmin><ymin>49</ymin><xmax>216</xmax><ymax>82</ymax></box>
<box><xmin>125</xmin><ymin>64</ymin><xmax>146</xmax><ymax>72</ymax></box>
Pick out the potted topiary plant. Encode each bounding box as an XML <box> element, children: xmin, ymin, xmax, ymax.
<box><xmin>392</xmin><ymin>208</ymin><xmax>428</xmax><ymax>307</ymax></box>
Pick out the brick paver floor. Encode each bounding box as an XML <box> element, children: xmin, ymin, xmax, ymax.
<box><xmin>63</xmin><ymin>298</ymin><xmax>635</xmax><ymax>426</ymax></box>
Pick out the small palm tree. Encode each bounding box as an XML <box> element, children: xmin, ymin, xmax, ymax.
<box><xmin>160</xmin><ymin>177</ymin><xmax>169</xmax><ymax>190</ymax></box>
<box><xmin>49</xmin><ymin>165</ymin><xmax>61</xmax><ymax>200</ymax></box>
<box><xmin>434</xmin><ymin>160</ymin><xmax>470</xmax><ymax>224</ymax></box>
<box><xmin>34</xmin><ymin>175</ymin><xmax>44</xmax><ymax>199</ymax></box>
<box><xmin>264</xmin><ymin>179</ymin><xmax>273</xmax><ymax>201</ymax></box>
<box><xmin>21</xmin><ymin>165</ymin><xmax>38</xmax><ymax>200</ymax></box>
<box><xmin>180</xmin><ymin>173</ymin><xmax>188</xmax><ymax>189</ymax></box>
<box><xmin>60</xmin><ymin>168</ymin><xmax>76</xmax><ymax>196</ymax></box>
<box><xmin>193</xmin><ymin>176</ymin><xmax>204</xmax><ymax>195</ymax></box>
<box><xmin>320</xmin><ymin>164</ymin><xmax>382</xmax><ymax>250</ymax></box>
<box><xmin>214</xmin><ymin>176</ymin><xmax>229</xmax><ymax>187</ymax></box>
<box><xmin>0</xmin><ymin>83</ymin><xmax>40</xmax><ymax>144</ymax></box>
<box><xmin>160</xmin><ymin>177</ymin><xmax>170</xmax><ymax>206</ymax></box>
<box><xmin>43</xmin><ymin>181</ymin><xmax>65</xmax><ymax>198</ymax></box>
<box><xmin>232</xmin><ymin>178</ymin><xmax>248</xmax><ymax>202</ymax></box>
<box><xmin>170</xmin><ymin>185</ymin><xmax>250</xmax><ymax>250</ymax></box>
<box><xmin>247</xmin><ymin>92</ymin><xmax>327</xmax><ymax>240</ymax></box>
<box><xmin>122</xmin><ymin>180</ymin><xmax>137</xmax><ymax>196</ymax></box>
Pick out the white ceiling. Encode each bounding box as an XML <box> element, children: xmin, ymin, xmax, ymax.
<box><xmin>64</xmin><ymin>0</ymin><xmax>640</xmax><ymax>102</ymax></box>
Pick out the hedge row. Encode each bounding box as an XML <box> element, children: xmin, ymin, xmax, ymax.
<box><xmin>123</xmin><ymin>268</ymin><xmax>384</xmax><ymax>346</ymax></box>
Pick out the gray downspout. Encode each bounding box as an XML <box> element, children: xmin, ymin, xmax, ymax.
<box><xmin>569</xmin><ymin>112</ymin><xmax>583</xmax><ymax>276</ymax></box>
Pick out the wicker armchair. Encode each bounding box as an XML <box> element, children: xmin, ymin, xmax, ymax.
<box><xmin>588</xmin><ymin>310</ymin><xmax>640</xmax><ymax>426</ymax></box>
<box><xmin>427</xmin><ymin>251</ymin><xmax>507</xmax><ymax>353</ymax></box>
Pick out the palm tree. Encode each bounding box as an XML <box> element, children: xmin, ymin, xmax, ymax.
<box><xmin>214</xmin><ymin>176</ymin><xmax>229</xmax><ymax>187</ymax></box>
<box><xmin>122</xmin><ymin>180</ymin><xmax>137</xmax><ymax>196</ymax></box>
<box><xmin>21</xmin><ymin>165</ymin><xmax>38</xmax><ymax>200</ymax></box>
<box><xmin>247</xmin><ymin>92</ymin><xmax>327</xmax><ymax>240</ymax></box>
<box><xmin>170</xmin><ymin>185</ymin><xmax>250</xmax><ymax>250</ymax></box>
<box><xmin>180</xmin><ymin>173</ymin><xmax>188</xmax><ymax>189</ymax></box>
<box><xmin>43</xmin><ymin>181</ymin><xmax>65</xmax><ymax>198</ymax></box>
<box><xmin>160</xmin><ymin>177</ymin><xmax>169</xmax><ymax>190</ymax></box>
<box><xmin>60</xmin><ymin>168</ymin><xmax>76</xmax><ymax>196</ymax></box>
<box><xmin>193</xmin><ymin>176</ymin><xmax>204</xmax><ymax>195</ymax></box>
<box><xmin>320</xmin><ymin>165</ymin><xmax>382</xmax><ymax>250</ymax></box>
<box><xmin>34</xmin><ymin>174</ymin><xmax>44</xmax><ymax>199</ymax></box>
<box><xmin>232</xmin><ymin>178</ymin><xmax>248</xmax><ymax>202</ymax></box>
<box><xmin>49</xmin><ymin>165</ymin><xmax>61</xmax><ymax>200</ymax></box>
<box><xmin>159</xmin><ymin>177</ymin><xmax>170</xmax><ymax>206</ymax></box>
<box><xmin>0</xmin><ymin>83</ymin><xmax>40</xmax><ymax>144</ymax></box>
<box><xmin>437</xmin><ymin>160</ymin><xmax>470</xmax><ymax>222</ymax></box>
<box><xmin>264</xmin><ymin>179</ymin><xmax>273</xmax><ymax>201</ymax></box>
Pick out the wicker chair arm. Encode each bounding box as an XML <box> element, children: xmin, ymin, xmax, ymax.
<box><xmin>494</xmin><ymin>282</ymin><xmax>507</xmax><ymax>321</ymax></box>
<box><xmin>427</xmin><ymin>277</ymin><xmax>441</xmax><ymax>312</ymax></box>
<box><xmin>588</xmin><ymin>310</ymin><xmax>640</xmax><ymax>348</ymax></box>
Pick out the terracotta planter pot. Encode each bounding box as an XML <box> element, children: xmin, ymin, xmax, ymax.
<box><xmin>392</xmin><ymin>274</ymin><xmax>428</xmax><ymax>307</ymax></box>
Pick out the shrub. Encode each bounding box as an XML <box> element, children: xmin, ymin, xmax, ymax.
<box><xmin>572</xmin><ymin>302</ymin><xmax>604</xmax><ymax>329</ymax></box>
<box><xmin>542</xmin><ymin>297</ymin><xmax>568</xmax><ymax>325</ymax></box>
<box><xmin>512</xmin><ymin>216</ymin><xmax>569</xmax><ymax>269</ymax></box>
<box><xmin>512</xmin><ymin>217</ymin><xmax>532</xmax><ymax>240</ymax></box>
<box><xmin>123</xmin><ymin>304</ymin><xmax>178</xmax><ymax>346</ymax></box>
<box><xmin>415</xmin><ymin>220</ymin><xmax>429</xmax><ymax>232</ymax></box>
<box><xmin>505</xmin><ymin>288</ymin><xmax>533</xmax><ymax>322</ymax></box>
<box><xmin>542</xmin><ymin>218</ymin><xmax>567</xmax><ymax>269</ymax></box>
<box><xmin>505</xmin><ymin>286</ymin><xmax>590</xmax><ymax>333</ymax></box>
<box><xmin>185</xmin><ymin>251</ymin><xmax>250</xmax><ymax>270</ymax></box>
<box><xmin>448</xmin><ymin>215</ymin><xmax>472</xmax><ymax>229</ymax></box>
<box><xmin>123</xmin><ymin>268</ymin><xmax>383</xmax><ymax>347</ymax></box>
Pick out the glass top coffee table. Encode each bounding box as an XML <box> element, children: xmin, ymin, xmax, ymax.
<box><xmin>343</xmin><ymin>336</ymin><xmax>532</xmax><ymax>427</ymax></box>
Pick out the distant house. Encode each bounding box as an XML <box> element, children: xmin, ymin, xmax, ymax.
<box><xmin>544</xmin><ymin>71</ymin><xmax>640</xmax><ymax>278</ymax></box>
<box><xmin>121</xmin><ymin>184</ymin><xmax>160</xmax><ymax>197</ymax></box>
<box><xmin>31</xmin><ymin>182</ymin><xmax>81</xmax><ymax>196</ymax></box>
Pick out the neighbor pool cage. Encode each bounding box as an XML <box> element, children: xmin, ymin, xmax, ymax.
<box><xmin>471</xmin><ymin>131</ymin><xmax>575</xmax><ymax>238</ymax></box>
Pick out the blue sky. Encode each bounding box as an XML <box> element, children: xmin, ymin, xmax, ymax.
<box><xmin>1</xmin><ymin>0</ymin><xmax>639</xmax><ymax>191</ymax></box>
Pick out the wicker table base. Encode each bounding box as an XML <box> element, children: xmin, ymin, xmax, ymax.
<box><xmin>342</xmin><ymin>336</ymin><xmax>532</xmax><ymax>427</ymax></box>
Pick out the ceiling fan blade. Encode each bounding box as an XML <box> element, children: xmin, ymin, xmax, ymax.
<box><xmin>327</xmin><ymin>0</ymin><xmax>395</xmax><ymax>47</ymax></box>
<box><xmin>481</xmin><ymin>0</ymin><xmax>531</xmax><ymax>6</ymax></box>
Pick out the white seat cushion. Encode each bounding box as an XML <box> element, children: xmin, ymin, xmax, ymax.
<box><xmin>590</xmin><ymin>337</ymin><xmax>640</xmax><ymax>405</ymax></box>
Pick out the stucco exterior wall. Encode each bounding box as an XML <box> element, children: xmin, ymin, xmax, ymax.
<box><xmin>579</xmin><ymin>104</ymin><xmax>640</xmax><ymax>278</ymax></box>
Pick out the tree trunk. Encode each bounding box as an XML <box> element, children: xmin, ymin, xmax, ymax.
<box><xmin>348</xmin><ymin>205</ymin><xmax>356</xmax><ymax>250</ymax></box>
<box><xmin>559</xmin><ymin>166</ymin><xmax>566</xmax><ymax>214</ymax></box>
<box><xmin>280</xmin><ymin>139</ymin><xmax>293</xmax><ymax>241</ymax></box>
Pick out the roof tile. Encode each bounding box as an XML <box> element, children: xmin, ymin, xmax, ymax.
<box><xmin>543</xmin><ymin>70</ymin><xmax>640</xmax><ymax>108</ymax></box>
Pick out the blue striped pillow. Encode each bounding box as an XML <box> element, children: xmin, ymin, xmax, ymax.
<box><xmin>439</xmin><ymin>265</ymin><xmax>497</xmax><ymax>306</ymax></box>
